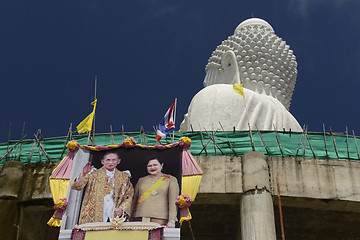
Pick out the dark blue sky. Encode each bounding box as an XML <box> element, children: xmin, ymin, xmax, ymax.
<box><xmin>1</xmin><ymin>0</ymin><xmax>360</xmax><ymax>143</ymax></box>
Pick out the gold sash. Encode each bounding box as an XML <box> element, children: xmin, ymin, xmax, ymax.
<box><xmin>136</xmin><ymin>176</ymin><xmax>171</xmax><ymax>209</ymax></box>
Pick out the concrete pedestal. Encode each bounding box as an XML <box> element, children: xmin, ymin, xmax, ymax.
<box><xmin>0</xmin><ymin>161</ymin><xmax>25</xmax><ymax>198</ymax></box>
<box><xmin>0</xmin><ymin>161</ymin><xmax>25</xmax><ymax>240</ymax></box>
<box><xmin>240</xmin><ymin>151</ymin><xmax>276</xmax><ymax>240</ymax></box>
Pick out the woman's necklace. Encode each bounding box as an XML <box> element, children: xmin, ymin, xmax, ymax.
<box><xmin>151</xmin><ymin>174</ymin><xmax>163</xmax><ymax>184</ymax></box>
<box><xmin>150</xmin><ymin>174</ymin><xmax>163</xmax><ymax>196</ymax></box>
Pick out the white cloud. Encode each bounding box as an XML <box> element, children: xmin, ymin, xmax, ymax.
<box><xmin>151</xmin><ymin>5</ymin><xmax>181</xmax><ymax>19</ymax></box>
<box><xmin>142</xmin><ymin>0</ymin><xmax>182</xmax><ymax>20</ymax></box>
<box><xmin>288</xmin><ymin>0</ymin><xmax>313</xmax><ymax>17</ymax></box>
<box><xmin>288</xmin><ymin>0</ymin><xmax>357</xmax><ymax>17</ymax></box>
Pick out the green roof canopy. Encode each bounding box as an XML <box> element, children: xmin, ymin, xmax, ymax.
<box><xmin>1</xmin><ymin>131</ymin><xmax>359</xmax><ymax>165</ymax></box>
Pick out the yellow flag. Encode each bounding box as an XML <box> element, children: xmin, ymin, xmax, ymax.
<box><xmin>77</xmin><ymin>99</ymin><xmax>97</xmax><ymax>134</ymax></box>
<box><xmin>233</xmin><ymin>83</ymin><xmax>245</xmax><ymax>98</ymax></box>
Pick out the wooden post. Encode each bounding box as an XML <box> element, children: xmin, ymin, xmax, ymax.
<box><xmin>0</xmin><ymin>135</ymin><xmax>27</xmax><ymax>161</ymax></box>
<box><xmin>34</xmin><ymin>132</ymin><xmax>51</xmax><ymax>161</ymax></box>
<box><xmin>295</xmin><ymin>125</ymin><xmax>306</xmax><ymax>157</ymax></box>
<box><xmin>6</xmin><ymin>121</ymin><xmax>11</xmax><ymax>161</ymax></box>
<box><xmin>60</xmin><ymin>124</ymin><xmax>72</xmax><ymax>160</ymax></box>
<box><xmin>249</xmin><ymin>123</ymin><xmax>255</xmax><ymax>151</ymax></box>
<box><xmin>92</xmin><ymin>75</ymin><xmax>97</xmax><ymax>146</ymax></box>
<box><xmin>219</xmin><ymin>122</ymin><xmax>237</xmax><ymax>156</ymax></box>
<box><xmin>329</xmin><ymin>128</ymin><xmax>340</xmax><ymax>159</ymax></box>
<box><xmin>305</xmin><ymin>130</ymin><xmax>316</xmax><ymax>159</ymax></box>
<box><xmin>302</xmin><ymin>126</ymin><xmax>308</xmax><ymax>158</ymax></box>
<box><xmin>323</xmin><ymin>124</ymin><xmax>329</xmax><ymax>159</ymax></box>
<box><xmin>110</xmin><ymin>124</ymin><xmax>115</xmax><ymax>144</ymax></box>
<box><xmin>346</xmin><ymin>126</ymin><xmax>350</xmax><ymax>159</ymax></box>
<box><xmin>28</xmin><ymin>139</ymin><xmax>36</xmax><ymax>163</ymax></box>
<box><xmin>122</xmin><ymin>125</ymin><xmax>125</xmax><ymax>141</ymax></box>
<box><xmin>69</xmin><ymin>123</ymin><xmax>73</xmax><ymax>140</ymax></box>
<box><xmin>139</xmin><ymin>125</ymin><xmax>144</xmax><ymax>144</ymax></box>
<box><xmin>277</xmin><ymin>176</ymin><xmax>286</xmax><ymax>240</ymax></box>
<box><xmin>255</xmin><ymin>124</ymin><xmax>270</xmax><ymax>155</ymax></box>
<box><xmin>199</xmin><ymin>129</ymin><xmax>208</xmax><ymax>156</ymax></box>
<box><xmin>203</xmin><ymin>128</ymin><xmax>224</xmax><ymax>155</ymax></box>
<box><xmin>273</xmin><ymin>124</ymin><xmax>284</xmax><ymax>156</ymax></box>
<box><xmin>353</xmin><ymin>130</ymin><xmax>360</xmax><ymax>159</ymax></box>
<box><xmin>17</xmin><ymin>121</ymin><xmax>26</xmax><ymax>161</ymax></box>
<box><xmin>188</xmin><ymin>221</ymin><xmax>195</xmax><ymax>240</ymax></box>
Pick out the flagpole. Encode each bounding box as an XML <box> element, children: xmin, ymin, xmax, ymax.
<box><xmin>92</xmin><ymin>75</ymin><xmax>97</xmax><ymax>145</ymax></box>
<box><xmin>172</xmin><ymin>97</ymin><xmax>177</xmax><ymax>143</ymax></box>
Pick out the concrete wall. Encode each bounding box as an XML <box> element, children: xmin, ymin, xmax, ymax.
<box><xmin>195</xmin><ymin>156</ymin><xmax>242</xmax><ymax>205</ymax></box>
<box><xmin>0</xmin><ymin>161</ymin><xmax>59</xmax><ymax>240</ymax></box>
<box><xmin>195</xmin><ymin>155</ymin><xmax>360</xmax><ymax>204</ymax></box>
<box><xmin>268</xmin><ymin>156</ymin><xmax>360</xmax><ymax>213</ymax></box>
<box><xmin>2</xmin><ymin>154</ymin><xmax>360</xmax><ymax>239</ymax></box>
<box><xmin>190</xmin><ymin>155</ymin><xmax>360</xmax><ymax>240</ymax></box>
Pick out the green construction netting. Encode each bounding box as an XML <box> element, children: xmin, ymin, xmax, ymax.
<box><xmin>1</xmin><ymin>131</ymin><xmax>360</xmax><ymax>165</ymax></box>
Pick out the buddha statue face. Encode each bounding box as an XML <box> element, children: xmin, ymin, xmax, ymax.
<box><xmin>203</xmin><ymin>18</ymin><xmax>298</xmax><ymax>110</ymax></box>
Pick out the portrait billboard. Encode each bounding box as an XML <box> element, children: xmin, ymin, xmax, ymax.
<box><xmin>88</xmin><ymin>145</ymin><xmax>182</xmax><ymax>188</ymax></box>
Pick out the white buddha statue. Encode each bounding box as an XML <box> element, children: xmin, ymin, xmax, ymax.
<box><xmin>180</xmin><ymin>18</ymin><xmax>302</xmax><ymax>132</ymax></box>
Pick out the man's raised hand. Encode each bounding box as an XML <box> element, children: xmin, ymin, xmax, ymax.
<box><xmin>80</xmin><ymin>162</ymin><xmax>93</xmax><ymax>178</ymax></box>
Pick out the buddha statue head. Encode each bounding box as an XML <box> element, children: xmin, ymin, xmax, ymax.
<box><xmin>180</xmin><ymin>18</ymin><xmax>302</xmax><ymax>132</ymax></box>
<box><xmin>203</xmin><ymin>18</ymin><xmax>297</xmax><ymax>110</ymax></box>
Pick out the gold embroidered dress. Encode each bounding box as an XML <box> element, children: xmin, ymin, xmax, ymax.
<box><xmin>71</xmin><ymin>166</ymin><xmax>134</xmax><ymax>224</ymax></box>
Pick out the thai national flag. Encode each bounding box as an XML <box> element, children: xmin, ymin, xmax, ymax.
<box><xmin>155</xmin><ymin>100</ymin><xmax>176</xmax><ymax>141</ymax></box>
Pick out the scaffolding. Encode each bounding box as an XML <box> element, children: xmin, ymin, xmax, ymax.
<box><xmin>1</xmin><ymin>130</ymin><xmax>360</xmax><ymax>166</ymax></box>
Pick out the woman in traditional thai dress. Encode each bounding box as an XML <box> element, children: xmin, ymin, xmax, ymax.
<box><xmin>131</xmin><ymin>158</ymin><xmax>179</xmax><ymax>227</ymax></box>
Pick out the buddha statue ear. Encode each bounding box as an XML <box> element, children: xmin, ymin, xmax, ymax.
<box><xmin>221</xmin><ymin>51</ymin><xmax>241</xmax><ymax>85</ymax></box>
